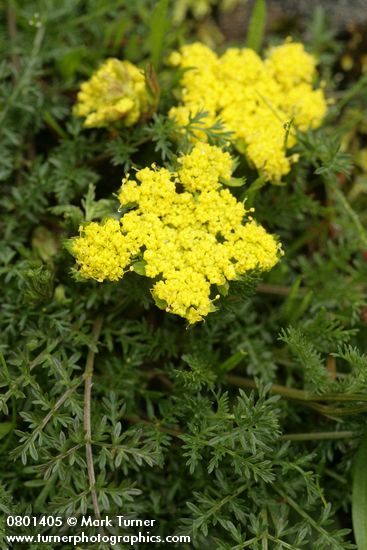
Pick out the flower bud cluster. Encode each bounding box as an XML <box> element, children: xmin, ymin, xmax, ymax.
<box><xmin>74</xmin><ymin>59</ymin><xmax>150</xmax><ymax>128</ymax></box>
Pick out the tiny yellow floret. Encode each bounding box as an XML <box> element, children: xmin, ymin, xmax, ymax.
<box><xmin>71</xmin><ymin>145</ymin><xmax>282</xmax><ymax>323</ymax></box>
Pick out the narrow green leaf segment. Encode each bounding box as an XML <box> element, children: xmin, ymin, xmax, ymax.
<box><xmin>352</xmin><ymin>434</ymin><xmax>367</xmax><ymax>550</ymax></box>
<box><xmin>149</xmin><ymin>0</ymin><xmax>169</xmax><ymax>69</ymax></box>
<box><xmin>246</xmin><ymin>0</ymin><xmax>267</xmax><ymax>52</ymax></box>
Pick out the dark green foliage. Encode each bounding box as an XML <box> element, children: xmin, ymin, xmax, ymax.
<box><xmin>1</xmin><ymin>2</ymin><xmax>367</xmax><ymax>549</ymax></box>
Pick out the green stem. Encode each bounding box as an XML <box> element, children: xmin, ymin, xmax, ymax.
<box><xmin>29</xmin><ymin>339</ymin><xmax>62</xmax><ymax>370</ymax></box>
<box><xmin>0</xmin><ymin>351</ymin><xmax>16</xmax><ymax>420</ymax></box>
<box><xmin>7</xmin><ymin>2</ymin><xmax>20</xmax><ymax>75</ymax></box>
<box><xmin>9</xmin><ymin>380</ymin><xmax>82</xmax><ymax>463</ymax></box>
<box><xmin>274</xmin><ymin>487</ymin><xmax>337</xmax><ymax>542</ymax></box>
<box><xmin>83</xmin><ymin>315</ymin><xmax>104</xmax><ymax>519</ymax></box>
<box><xmin>38</xmin><ymin>382</ymin><xmax>82</xmax><ymax>433</ymax></box>
<box><xmin>0</xmin><ymin>351</ymin><xmax>17</xmax><ymax>453</ymax></box>
<box><xmin>256</xmin><ymin>284</ymin><xmax>293</xmax><ymax>296</ymax></box>
<box><xmin>261</xmin><ymin>508</ymin><xmax>268</xmax><ymax>550</ymax></box>
<box><xmin>227</xmin><ymin>375</ymin><xmax>367</xmax><ymax>416</ymax></box>
<box><xmin>204</xmin><ymin>484</ymin><xmax>248</xmax><ymax>519</ymax></box>
<box><xmin>243</xmin><ymin>174</ymin><xmax>267</xmax><ymax>206</ymax></box>
<box><xmin>42</xmin><ymin>444</ymin><xmax>83</xmax><ymax>476</ymax></box>
<box><xmin>44</xmin><ymin>111</ymin><xmax>68</xmax><ymax>140</ymax></box>
<box><xmin>328</xmin><ymin>74</ymin><xmax>367</xmax><ymax>118</ymax></box>
<box><xmin>227</xmin><ymin>374</ymin><xmax>313</xmax><ymax>401</ymax></box>
<box><xmin>332</xmin><ymin>186</ymin><xmax>367</xmax><ymax>249</ymax></box>
<box><xmin>306</xmin><ymin>402</ymin><xmax>367</xmax><ymax>416</ymax></box>
<box><xmin>218</xmin><ymin>350</ymin><xmax>246</xmax><ymax>373</ymax></box>
<box><xmin>324</xmin><ymin>468</ymin><xmax>348</xmax><ymax>485</ymax></box>
<box><xmin>280</xmin><ymin>431</ymin><xmax>356</xmax><ymax>442</ymax></box>
<box><xmin>227</xmin><ymin>374</ymin><xmax>367</xmax><ymax>403</ymax></box>
<box><xmin>124</xmin><ymin>414</ymin><xmax>181</xmax><ymax>437</ymax></box>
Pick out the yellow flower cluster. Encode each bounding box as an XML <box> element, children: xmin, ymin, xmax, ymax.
<box><xmin>72</xmin><ymin>144</ymin><xmax>281</xmax><ymax>323</ymax></box>
<box><xmin>169</xmin><ymin>41</ymin><xmax>327</xmax><ymax>181</ymax></box>
<box><xmin>73</xmin><ymin>58</ymin><xmax>150</xmax><ymax>128</ymax></box>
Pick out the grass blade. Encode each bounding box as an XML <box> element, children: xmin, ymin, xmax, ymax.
<box><xmin>149</xmin><ymin>0</ymin><xmax>169</xmax><ymax>70</ymax></box>
<box><xmin>246</xmin><ymin>0</ymin><xmax>267</xmax><ymax>52</ymax></box>
<box><xmin>352</xmin><ymin>434</ymin><xmax>367</xmax><ymax>549</ymax></box>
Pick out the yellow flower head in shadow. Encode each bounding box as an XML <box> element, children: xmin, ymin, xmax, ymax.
<box><xmin>74</xmin><ymin>58</ymin><xmax>150</xmax><ymax>128</ymax></box>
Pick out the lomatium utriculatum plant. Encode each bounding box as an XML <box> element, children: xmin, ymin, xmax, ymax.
<box><xmin>2</xmin><ymin>2</ymin><xmax>367</xmax><ymax>549</ymax></box>
<box><xmin>70</xmin><ymin>39</ymin><xmax>324</xmax><ymax>323</ymax></box>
